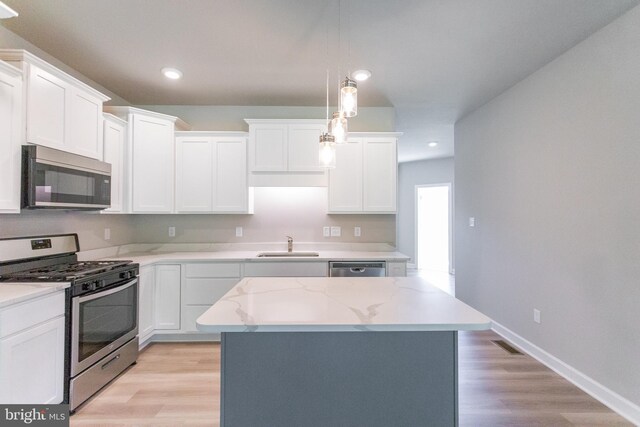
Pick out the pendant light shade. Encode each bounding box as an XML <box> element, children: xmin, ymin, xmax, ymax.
<box><xmin>329</xmin><ymin>111</ymin><xmax>348</xmax><ymax>144</ymax></box>
<box><xmin>340</xmin><ymin>77</ymin><xmax>357</xmax><ymax>117</ymax></box>
<box><xmin>319</xmin><ymin>133</ymin><xmax>336</xmax><ymax>168</ymax></box>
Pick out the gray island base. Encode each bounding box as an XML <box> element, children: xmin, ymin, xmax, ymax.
<box><xmin>221</xmin><ymin>331</ymin><xmax>457</xmax><ymax>427</ymax></box>
<box><xmin>197</xmin><ymin>277</ymin><xmax>491</xmax><ymax>427</ymax></box>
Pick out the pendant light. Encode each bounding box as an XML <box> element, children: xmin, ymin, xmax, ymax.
<box><xmin>340</xmin><ymin>77</ymin><xmax>357</xmax><ymax>117</ymax></box>
<box><xmin>329</xmin><ymin>110</ymin><xmax>348</xmax><ymax>144</ymax></box>
<box><xmin>319</xmin><ymin>68</ymin><xmax>337</xmax><ymax>168</ymax></box>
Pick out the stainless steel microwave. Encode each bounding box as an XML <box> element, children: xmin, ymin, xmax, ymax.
<box><xmin>22</xmin><ymin>145</ymin><xmax>111</xmax><ymax>210</ymax></box>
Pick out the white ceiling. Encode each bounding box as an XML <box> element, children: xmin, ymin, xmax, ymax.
<box><xmin>2</xmin><ymin>0</ymin><xmax>638</xmax><ymax>162</ymax></box>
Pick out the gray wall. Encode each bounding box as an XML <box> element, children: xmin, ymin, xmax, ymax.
<box><xmin>455</xmin><ymin>5</ymin><xmax>640</xmax><ymax>408</ymax></box>
<box><xmin>397</xmin><ymin>158</ymin><xmax>454</xmax><ymax>264</ymax></box>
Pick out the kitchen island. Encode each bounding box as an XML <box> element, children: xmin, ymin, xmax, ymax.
<box><xmin>197</xmin><ymin>277</ymin><xmax>491</xmax><ymax>427</ymax></box>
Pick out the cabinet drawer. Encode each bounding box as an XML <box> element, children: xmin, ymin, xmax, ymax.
<box><xmin>244</xmin><ymin>262</ymin><xmax>328</xmax><ymax>277</ymax></box>
<box><xmin>0</xmin><ymin>292</ymin><xmax>65</xmax><ymax>339</ymax></box>
<box><xmin>185</xmin><ymin>263</ymin><xmax>241</xmax><ymax>278</ymax></box>
<box><xmin>184</xmin><ymin>278</ymin><xmax>239</xmax><ymax>305</ymax></box>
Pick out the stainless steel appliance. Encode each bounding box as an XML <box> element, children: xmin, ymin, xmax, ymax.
<box><xmin>0</xmin><ymin>234</ymin><xmax>138</xmax><ymax>412</ymax></box>
<box><xmin>22</xmin><ymin>145</ymin><xmax>112</xmax><ymax>210</ymax></box>
<box><xmin>329</xmin><ymin>261</ymin><xmax>386</xmax><ymax>277</ymax></box>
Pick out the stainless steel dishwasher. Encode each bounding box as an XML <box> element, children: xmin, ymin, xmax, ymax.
<box><xmin>329</xmin><ymin>261</ymin><xmax>386</xmax><ymax>277</ymax></box>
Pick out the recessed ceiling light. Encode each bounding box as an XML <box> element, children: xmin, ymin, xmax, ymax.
<box><xmin>0</xmin><ymin>1</ymin><xmax>18</xmax><ymax>19</ymax></box>
<box><xmin>351</xmin><ymin>70</ymin><xmax>371</xmax><ymax>82</ymax></box>
<box><xmin>161</xmin><ymin>67</ymin><xmax>183</xmax><ymax>80</ymax></box>
<box><xmin>428</xmin><ymin>141</ymin><xmax>438</xmax><ymax>148</ymax></box>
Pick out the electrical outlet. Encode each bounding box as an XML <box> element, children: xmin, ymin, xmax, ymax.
<box><xmin>323</xmin><ymin>226</ymin><xmax>330</xmax><ymax>237</ymax></box>
<box><xmin>168</xmin><ymin>226</ymin><xmax>176</xmax><ymax>237</ymax></box>
<box><xmin>330</xmin><ymin>226</ymin><xmax>341</xmax><ymax>237</ymax></box>
<box><xmin>104</xmin><ymin>228</ymin><xmax>111</xmax><ymax>241</ymax></box>
<box><xmin>469</xmin><ymin>217</ymin><xmax>475</xmax><ymax>227</ymax></box>
<box><xmin>354</xmin><ymin>226</ymin><xmax>361</xmax><ymax>237</ymax></box>
<box><xmin>235</xmin><ymin>226</ymin><xmax>243</xmax><ymax>237</ymax></box>
<box><xmin>533</xmin><ymin>309</ymin><xmax>541</xmax><ymax>324</ymax></box>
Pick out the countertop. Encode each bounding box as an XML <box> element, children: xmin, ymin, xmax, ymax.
<box><xmin>0</xmin><ymin>282</ymin><xmax>70</xmax><ymax>309</ymax></box>
<box><xmin>196</xmin><ymin>277</ymin><xmax>491</xmax><ymax>333</ymax></box>
<box><xmin>97</xmin><ymin>250</ymin><xmax>410</xmax><ymax>267</ymax></box>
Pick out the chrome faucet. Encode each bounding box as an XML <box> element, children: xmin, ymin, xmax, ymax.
<box><xmin>286</xmin><ymin>236</ymin><xmax>293</xmax><ymax>253</ymax></box>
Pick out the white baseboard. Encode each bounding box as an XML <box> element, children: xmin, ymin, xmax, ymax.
<box><xmin>491</xmin><ymin>321</ymin><xmax>640</xmax><ymax>425</ymax></box>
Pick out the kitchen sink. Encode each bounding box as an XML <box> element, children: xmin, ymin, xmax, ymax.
<box><xmin>257</xmin><ymin>252</ymin><xmax>320</xmax><ymax>257</ymax></box>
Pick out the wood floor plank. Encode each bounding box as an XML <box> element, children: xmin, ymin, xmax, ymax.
<box><xmin>70</xmin><ymin>332</ymin><xmax>633</xmax><ymax>426</ymax></box>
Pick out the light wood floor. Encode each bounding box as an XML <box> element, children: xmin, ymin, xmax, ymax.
<box><xmin>70</xmin><ymin>331</ymin><xmax>632</xmax><ymax>426</ymax></box>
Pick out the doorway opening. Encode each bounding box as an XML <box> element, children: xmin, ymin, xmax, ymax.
<box><xmin>415</xmin><ymin>184</ymin><xmax>453</xmax><ymax>292</ymax></box>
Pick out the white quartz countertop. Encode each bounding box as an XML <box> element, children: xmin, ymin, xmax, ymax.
<box><xmin>196</xmin><ymin>277</ymin><xmax>491</xmax><ymax>333</ymax></box>
<box><xmin>0</xmin><ymin>282</ymin><xmax>69</xmax><ymax>309</ymax></box>
<box><xmin>97</xmin><ymin>250</ymin><xmax>410</xmax><ymax>267</ymax></box>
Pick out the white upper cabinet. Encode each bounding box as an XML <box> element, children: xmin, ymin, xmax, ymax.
<box><xmin>104</xmin><ymin>106</ymin><xmax>190</xmax><ymax>214</ymax></box>
<box><xmin>328</xmin><ymin>133</ymin><xmax>400</xmax><ymax>214</ymax></box>
<box><xmin>0</xmin><ymin>60</ymin><xmax>22</xmax><ymax>214</ymax></box>
<box><xmin>363</xmin><ymin>137</ymin><xmax>397</xmax><ymax>212</ymax></box>
<box><xmin>0</xmin><ymin>50</ymin><xmax>110</xmax><ymax>160</ymax></box>
<box><xmin>246</xmin><ymin>119</ymin><xmax>327</xmax><ymax>180</ymax></box>
<box><xmin>175</xmin><ymin>132</ymin><xmax>251</xmax><ymax>213</ymax></box>
<box><xmin>287</xmin><ymin>123</ymin><xmax>326</xmax><ymax>171</ymax></box>
<box><xmin>102</xmin><ymin>113</ymin><xmax>127</xmax><ymax>213</ymax></box>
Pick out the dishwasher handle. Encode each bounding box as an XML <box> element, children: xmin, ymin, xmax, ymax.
<box><xmin>350</xmin><ymin>267</ymin><xmax>366</xmax><ymax>273</ymax></box>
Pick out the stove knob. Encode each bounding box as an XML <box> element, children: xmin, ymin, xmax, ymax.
<box><xmin>84</xmin><ymin>282</ymin><xmax>97</xmax><ymax>291</ymax></box>
<box><xmin>120</xmin><ymin>271</ymin><xmax>132</xmax><ymax>280</ymax></box>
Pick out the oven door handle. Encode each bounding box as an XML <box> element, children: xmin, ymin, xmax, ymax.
<box><xmin>77</xmin><ymin>278</ymin><xmax>137</xmax><ymax>303</ymax></box>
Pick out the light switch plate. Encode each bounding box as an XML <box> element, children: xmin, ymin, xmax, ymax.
<box><xmin>354</xmin><ymin>226</ymin><xmax>361</xmax><ymax>237</ymax></box>
<box><xmin>104</xmin><ymin>228</ymin><xmax>111</xmax><ymax>241</ymax></box>
<box><xmin>469</xmin><ymin>217</ymin><xmax>475</xmax><ymax>227</ymax></box>
<box><xmin>533</xmin><ymin>309</ymin><xmax>541</xmax><ymax>324</ymax></box>
<box><xmin>330</xmin><ymin>226</ymin><xmax>341</xmax><ymax>237</ymax></box>
<box><xmin>235</xmin><ymin>226</ymin><xmax>243</xmax><ymax>237</ymax></box>
<box><xmin>168</xmin><ymin>226</ymin><xmax>176</xmax><ymax>237</ymax></box>
<box><xmin>323</xmin><ymin>226</ymin><xmax>330</xmax><ymax>237</ymax></box>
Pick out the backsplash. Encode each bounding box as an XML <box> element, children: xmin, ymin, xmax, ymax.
<box><xmin>0</xmin><ymin>188</ymin><xmax>396</xmax><ymax>252</ymax></box>
<box><xmin>133</xmin><ymin>188</ymin><xmax>396</xmax><ymax>245</ymax></box>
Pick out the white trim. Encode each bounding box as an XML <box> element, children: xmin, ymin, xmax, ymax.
<box><xmin>414</xmin><ymin>183</ymin><xmax>453</xmax><ymax>272</ymax></box>
<box><xmin>0</xmin><ymin>49</ymin><xmax>110</xmax><ymax>101</ymax></box>
<box><xmin>0</xmin><ymin>1</ymin><xmax>18</xmax><ymax>19</ymax></box>
<box><xmin>176</xmin><ymin>130</ymin><xmax>248</xmax><ymax>137</ymax></box>
<box><xmin>492</xmin><ymin>321</ymin><xmax>640</xmax><ymax>425</ymax></box>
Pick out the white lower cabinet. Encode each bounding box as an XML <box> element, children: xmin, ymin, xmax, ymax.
<box><xmin>181</xmin><ymin>263</ymin><xmax>241</xmax><ymax>332</ymax></box>
<box><xmin>138</xmin><ymin>265</ymin><xmax>156</xmax><ymax>344</ymax></box>
<box><xmin>0</xmin><ymin>291</ymin><xmax>65</xmax><ymax>404</ymax></box>
<box><xmin>387</xmin><ymin>262</ymin><xmax>407</xmax><ymax>277</ymax></box>
<box><xmin>155</xmin><ymin>265</ymin><xmax>181</xmax><ymax>330</ymax></box>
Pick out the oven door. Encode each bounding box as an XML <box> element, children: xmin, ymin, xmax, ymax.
<box><xmin>71</xmin><ymin>278</ymin><xmax>138</xmax><ymax>377</ymax></box>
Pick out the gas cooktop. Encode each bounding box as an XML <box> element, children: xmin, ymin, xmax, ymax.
<box><xmin>0</xmin><ymin>260</ymin><xmax>132</xmax><ymax>282</ymax></box>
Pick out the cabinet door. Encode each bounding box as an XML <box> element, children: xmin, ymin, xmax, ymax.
<box><xmin>0</xmin><ymin>65</ymin><xmax>22</xmax><ymax>213</ymax></box>
<box><xmin>250</xmin><ymin>124</ymin><xmax>287</xmax><ymax>171</ymax></box>
<box><xmin>176</xmin><ymin>137</ymin><xmax>213</xmax><ymax>212</ymax></box>
<box><xmin>138</xmin><ymin>266</ymin><xmax>155</xmax><ymax>342</ymax></box>
<box><xmin>155</xmin><ymin>265</ymin><xmax>181</xmax><ymax>330</ymax></box>
<box><xmin>68</xmin><ymin>89</ymin><xmax>103</xmax><ymax>159</ymax></box>
<box><xmin>363</xmin><ymin>138</ymin><xmax>397</xmax><ymax>212</ymax></box>
<box><xmin>328</xmin><ymin>138</ymin><xmax>363</xmax><ymax>212</ymax></box>
<box><xmin>131</xmin><ymin>114</ymin><xmax>175</xmax><ymax>212</ymax></box>
<box><xmin>103</xmin><ymin>116</ymin><xmax>126</xmax><ymax>213</ymax></box>
<box><xmin>287</xmin><ymin>124</ymin><xmax>325</xmax><ymax>171</ymax></box>
<box><xmin>0</xmin><ymin>316</ymin><xmax>65</xmax><ymax>404</ymax></box>
<box><xmin>26</xmin><ymin>63</ymin><xmax>68</xmax><ymax>149</ymax></box>
<box><xmin>213</xmin><ymin>137</ymin><xmax>247</xmax><ymax>212</ymax></box>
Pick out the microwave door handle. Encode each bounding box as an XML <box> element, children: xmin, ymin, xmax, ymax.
<box><xmin>77</xmin><ymin>278</ymin><xmax>137</xmax><ymax>303</ymax></box>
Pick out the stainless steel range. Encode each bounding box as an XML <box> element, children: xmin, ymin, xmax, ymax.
<box><xmin>0</xmin><ymin>234</ymin><xmax>139</xmax><ymax>412</ymax></box>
